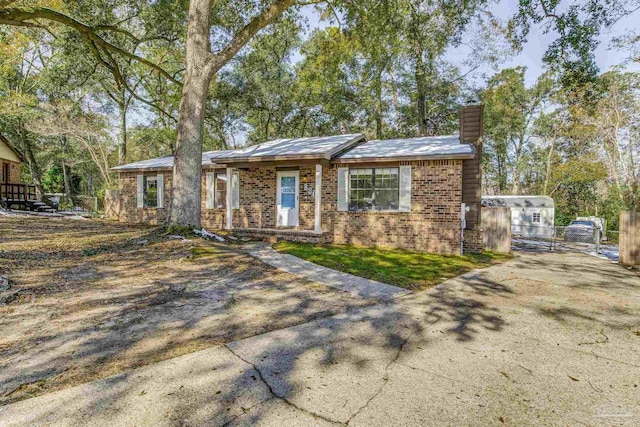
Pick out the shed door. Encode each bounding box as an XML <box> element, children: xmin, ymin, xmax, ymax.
<box><xmin>276</xmin><ymin>171</ymin><xmax>299</xmax><ymax>227</ymax></box>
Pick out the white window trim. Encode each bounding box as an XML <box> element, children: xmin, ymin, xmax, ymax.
<box><xmin>347</xmin><ymin>167</ymin><xmax>404</xmax><ymax>212</ymax></box>
<box><xmin>137</xmin><ymin>174</ymin><xmax>162</xmax><ymax>209</ymax></box>
<box><xmin>532</xmin><ymin>212</ymin><xmax>541</xmax><ymax>223</ymax></box>
<box><xmin>205</xmin><ymin>172</ymin><xmax>215</xmax><ymax>209</ymax></box>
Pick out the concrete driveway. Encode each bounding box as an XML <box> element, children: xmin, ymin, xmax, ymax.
<box><xmin>1</xmin><ymin>251</ymin><xmax>639</xmax><ymax>426</ymax></box>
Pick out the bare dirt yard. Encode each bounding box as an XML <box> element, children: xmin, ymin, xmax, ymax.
<box><xmin>0</xmin><ymin>216</ymin><xmax>373</xmax><ymax>405</ymax></box>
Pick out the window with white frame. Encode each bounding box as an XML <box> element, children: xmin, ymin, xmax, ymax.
<box><xmin>348</xmin><ymin>167</ymin><xmax>399</xmax><ymax>211</ymax></box>
<box><xmin>143</xmin><ymin>176</ymin><xmax>158</xmax><ymax>208</ymax></box>
<box><xmin>214</xmin><ymin>171</ymin><xmax>227</xmax><ymax>209</ymax></box>
<box><xmin>532</xmin><ymin>212</ymin><xmax>541</xmax><ymax>223</ymax></box>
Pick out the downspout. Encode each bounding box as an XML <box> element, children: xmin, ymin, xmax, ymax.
<box><xmin>460</xmin><ymin>203</ymin><xmax>467</xmax><ymax>255</ymax></box>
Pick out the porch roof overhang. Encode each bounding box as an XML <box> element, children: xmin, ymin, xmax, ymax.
<box><xmin>111</xmin><ymin>134</ymin><xmax>366</xmax><ymax>172</ymax></box>
<box><xmin>208</xmin><ymin>133</ymin><xmax>365</xmax><ymax>164</ymax></box>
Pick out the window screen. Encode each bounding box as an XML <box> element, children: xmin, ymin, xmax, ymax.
<box><xmin>214</xmin><ymin>172</ymin><xmax>227</xmax><ymax>209</ymax></box>
<box><xmin>144</xmin><ymin>176</ymin><xmax>158</xmax><ymax>208</ymax></box>
<box><xmin>349</xmin><ymin>168</ymin><xmax>399</xmax><ymax>211</ymax></box>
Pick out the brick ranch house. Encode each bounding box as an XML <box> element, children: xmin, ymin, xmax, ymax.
<box><xmin>111</xmin><ymin>105</ymin><xmax>484</xmax><ymax>254</ymax></box>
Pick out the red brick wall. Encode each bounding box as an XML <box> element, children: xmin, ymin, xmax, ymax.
<box><xmin>118</xmin><ymin>171</ymin><xmax>171</xmax><ymax>225</ymax></box>
<box><xmin>328</xmin><ymin>160</ymin><xmax>463</xmax><ymax>254</ymax></box>
<box><xmin>117</xmin><ymin>160</ymin><xmax>466</xmax><ymax>254</ymax></box>
<box><xmin>118</xmin><ymin>166</ymin><xmax>318</xmax><ymax>231</ymax></box>
<box><xmin>234</xmin><ymin>167</ymin><xmax>276</xmax><ymax>228</ymax></box>
<box><xmin>201</xmin><ymin>169</ymin><xmax>226</xmax><ymax>230</ymax></box>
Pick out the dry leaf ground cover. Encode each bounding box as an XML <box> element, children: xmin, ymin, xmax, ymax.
<box><xmin>0</xmin><ymin>216</ymin><xmax>373</xmax><ymax>405</ymax></box>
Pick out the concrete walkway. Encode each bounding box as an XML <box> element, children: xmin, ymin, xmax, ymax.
<box><xmin>247</xmin><ymin>243</ymin><xmax>411</xmax><ymax>302</ymax></box>
<box><xmin>2</xmin><ymin>251</ymin><xmax>639</xmax><ymax>426</ymax></box>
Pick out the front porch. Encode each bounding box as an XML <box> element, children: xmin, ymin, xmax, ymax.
<box><xmin>0</xmin><ymin>183</ymin><xmax>56</xmax><ymax>213</ymax></box>
<box><xmin>220</xmin><ymin>163</ymin><xmax>326</xmax><ymax>239</ymax></box>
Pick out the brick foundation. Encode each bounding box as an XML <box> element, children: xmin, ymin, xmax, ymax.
<box><xmin>462</xmin><ymin>229</ymin><xmax>484</xmax><ymax>253</ymax></box>
<box><xmin>233</xmin><ymin>228</ymin><xmax>330</xmax><ymax>244</ymax></box>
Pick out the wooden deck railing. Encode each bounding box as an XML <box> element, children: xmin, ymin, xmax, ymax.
<box><xmin>0</xmin><ymin>183</ymin><xmax>37</xmax><ymax>201</ymax></box>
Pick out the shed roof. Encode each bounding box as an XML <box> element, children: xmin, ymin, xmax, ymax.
<box><xmin>482</xmin><ymin>195</ymin><xmax>555</xmax><ymax>208</ymax></box>
<box><xmin>334</xmin><ymin>135</ymin><xmax>475</xmax><ymax>162</ymax></box>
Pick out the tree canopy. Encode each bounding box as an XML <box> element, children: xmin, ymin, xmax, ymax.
<box><xmin>0</xmin><ymin>0</ymin><xmax>638</xmax><ymax>227</ymax></box>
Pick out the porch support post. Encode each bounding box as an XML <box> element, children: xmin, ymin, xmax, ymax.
<box><xmin>314</xmin><ymin>163</ymin><xmax>322</xmax><ymax>234</ymax></box>
<box><xmin>226</xmin><ymin>167</ymin><xmax>233</xmax><ymax>230</ymax></box>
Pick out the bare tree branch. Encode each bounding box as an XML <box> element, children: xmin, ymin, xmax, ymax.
<box><xmin>205</xmin><ymin>0</ymin><xmax>296</xmax><ymax>75</ymax></box>
<box><xmin>0</xmin><ymin>7</ymin><xmax>181</xmax><ymax>85</ymax></box>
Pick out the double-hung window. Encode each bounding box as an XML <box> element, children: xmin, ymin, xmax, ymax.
<box><xmin>349</xmin><ymin>168</ymin><xmax>399</xmax><ymax>211</ymax></box>
<box><xmin>214</xmin><ymin>171</ymin><xmax>227</xmax><ymax>209</ymax></box>
<box><xmin>207</xmin><ymin>170</ymin><xmax>239</xmax><ymax>209</ymax></box>
<box><xmin>137</xmin><ymin>174</ymin><xmax>164</xmax><ymax>209</ymax></box>
<box><xmin>143</xmin><ymin>176</ymin><xmax>158</xmax><ymax>208</ymax></box>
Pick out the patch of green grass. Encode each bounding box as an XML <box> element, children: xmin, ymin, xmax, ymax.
<box><xmin>273</xmin><ymin>242</ymin><xmax>513</xmax><ymax>291</ymax></box>
<box><xmin>82</xmin><ymin>248</ymin><xmax>98</xmax><ymax>257</ymax></box>
<box><xmin>189</xmin><ymin>246</ymin><xmax>227</xmax><ymax>259</ymax></box>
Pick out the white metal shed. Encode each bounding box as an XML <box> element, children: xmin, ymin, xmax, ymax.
<box><xmin>482</xmin><ymin>195</ymin><xmax>555</xmax><ymax>238</ymax></box>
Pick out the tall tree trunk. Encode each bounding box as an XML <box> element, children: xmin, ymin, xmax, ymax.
<box><xmin>511</xmin><ymin>136</ymin><xmax>525</xmax><ymax>194</ymax></box>
<box><xmin>543</xmin><ymin>136</ymin><xmax>555</xmax><ymax>194</ymax></box>
<box><xmin>169</xmin><ymin>0</ymin><xmax>294</xmax><ymax>226</ymax></box>
<box><xmin>170</xmin><ymin>0</ymin><xmax>214</xmax><ymax>227</ymax></box>
<box><xmin>19</xmin><ymin>131</ymin><xmax>44</xmax><ymax>197</ymax></box>
<box><xmin>117</xmin><ymin>87</ymin><xmax>127</xmax><ymax>165</ymax></box>
<box><xmin>389</xmin><ymin>66</ymin><xmax>401</xmax><ymax>129</ymax></box>
<box><xmin>61</xmin><ymin>135</ymin><xmax>74</xmax><ymax>199</ymax></box>
<box><xmin>411</xmin><ymin>39</ymin><xmax>429</xmax><ymax>137</ymax></box>
<box><xmin>374</xmin><ymin>67</ymin><xmax>383</xmax><ymax>139</ymax></box>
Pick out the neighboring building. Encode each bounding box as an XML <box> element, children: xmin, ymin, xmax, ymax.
<box><xmin>0</xmin><ymin>134</ymin><xmax>56</xmax><ymax>212</ymax></box>
<box><xmin>111</xmin><ymin>105</ymin><xmax>484</xmax><ymax>254</ymax></box>
<box><xmin>482</xmin><ymin>195</ymin><xmax>555</xmax><ymax>238</ymax></box>
<box><xmin>0</xmin><ymin>133</ymin><xmax>22</xmax><ymax>186</ymax></box>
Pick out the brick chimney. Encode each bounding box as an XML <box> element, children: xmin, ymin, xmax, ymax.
<box><xmin>460</xmin><ymin>104</ymin><xmax>483</xmax><ymax>231</ymax></box>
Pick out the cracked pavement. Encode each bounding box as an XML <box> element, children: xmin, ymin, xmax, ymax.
<box><xmin>1</xmin><ymin>250</ymin><xmax>639</xmax><ymax>426</ymax></box>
